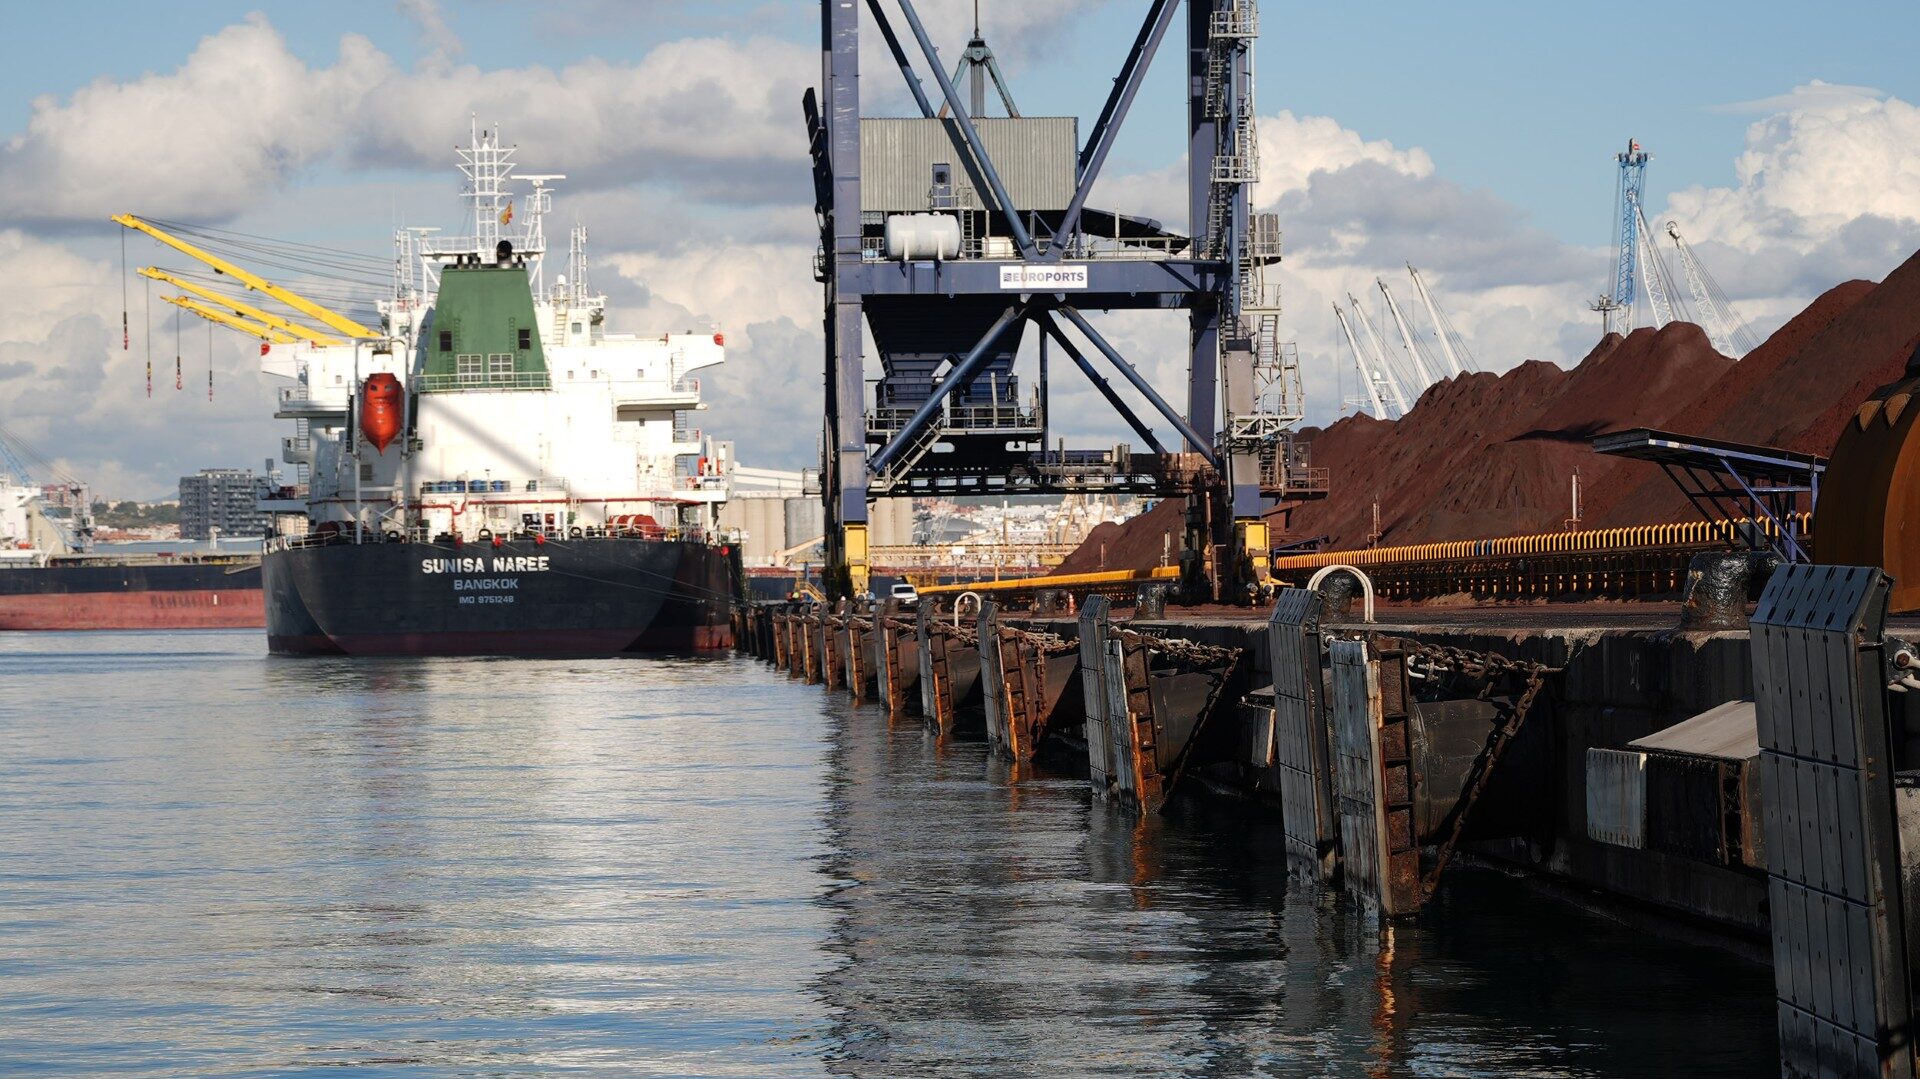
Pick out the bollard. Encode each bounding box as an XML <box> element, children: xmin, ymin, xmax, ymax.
<box><xmin>1135</xmin><ymin>582</ymin><xmax>1168</xmax><ymax>619</ymax></box>
<box><xmin>1677</xmin><ymin>550</ymin><xmax>1780</xmax><ymax>630</ymax></box>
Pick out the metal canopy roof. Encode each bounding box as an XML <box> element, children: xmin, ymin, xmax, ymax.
<box><xmin>1590</xmin><ymin>428</ymin><xmax>1826</xmax><ymax>482</ymax></box>
<box><xmin>1590</xmin><ymin>427</ymin><xmax>1825</xmax><ymax>563</ymax></box>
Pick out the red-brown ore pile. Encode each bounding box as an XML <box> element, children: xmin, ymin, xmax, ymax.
<box><xmin>1050</xmin><ymin>496</ymin><xmax>1185</xmax><ymax>576</ymax></box>
<box><xmin>1276</xmin><ymin>249</ymin><xmax>1920</xmax><ymax>550</ymax></box>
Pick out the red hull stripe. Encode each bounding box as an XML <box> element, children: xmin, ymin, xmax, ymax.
<box><xmin>0</xmin><ymin>589</ymin><xmax>266</xmax><ymax>630</ymax></box>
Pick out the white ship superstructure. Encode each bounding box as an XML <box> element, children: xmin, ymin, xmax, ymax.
<box><xmin>261</xmin><ymin>124</ymin><xmax>731</xmax><ymax>544</ymax></box>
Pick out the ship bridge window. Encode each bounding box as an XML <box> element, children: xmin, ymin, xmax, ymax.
<box><xmin>572</xmin><ymin>322</ymin><xmax>583</xmax><ymax>335</ymax></box>
<box><xmin>518</xmin><ymin>328</ymin><xmax>532</xmax><ymax>350</ymax></box>
<box><xmin>439</xmin><ymin>330</ymin><xmax>453</xmax><ymax>352</ymax></box>
<box><xmin>488</xmin><ymin>353</ymin><xmax>514</xmax><ymax>381</ymax></box>
<box><xmin>456</xmin><ymin>354</ymin><xmax>484</xmax><ymax>383</ymax></box>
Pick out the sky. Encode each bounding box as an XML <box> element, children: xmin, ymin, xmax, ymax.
<box><xmin>4</xmin><ymin>1</ymin><xmax>1919</xmax><ymax>498</ymax></box>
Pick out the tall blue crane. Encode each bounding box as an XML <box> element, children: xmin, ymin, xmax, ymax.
<box><xmin>1611</xmin><ymin>139</ymin><xmax>1651</xmax><ymax>325</ymax></box>
<box><xmin>1591</xmin><ymin>138</ymin><xmax>1651</xmax><ymax>335</ymax></box>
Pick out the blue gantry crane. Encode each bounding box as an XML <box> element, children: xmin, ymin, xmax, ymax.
<box><xmin>1591</xmin><ymin>138</ymin><xmax>1652</xmax><ymax>335</ymax></box>
<box><xmin>807</xmin><ymin>0</ymin><xmax>1309</xmax><ymax>600</ymax></box>
<box><xmin>1588</xmin><ymin>138</ymin><xmax>1759</xmax><ymax>356</ymax></box>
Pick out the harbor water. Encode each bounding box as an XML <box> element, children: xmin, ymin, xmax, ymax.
<box><xmin>0</xmin><ymin>630</ymin><xmax>1776</xmax><ymax>1076</ymax></box>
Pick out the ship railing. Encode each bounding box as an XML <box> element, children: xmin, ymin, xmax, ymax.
<box><xmin>416</xmin><ymin>478</ymin><xmax>570</xmax><ymax>496</ymax></box>
<box><xmin>412</xmin><ymin>371</ymin><xmax>553</xmax><ymax>393</ymax></box>
<box><xmin>277</xmin><ymin>387</ymin><xmax>346</xmax><ymax>411</ymax></box>
<box><xmin>266</xmin><ymin>524</ymin><xmax>729</xmax><ymax>551</ymax></box>
<box><xmin>857</xmin><ymin>235</ymin><xmax>1192</xmax><ymax>263</ymax></box>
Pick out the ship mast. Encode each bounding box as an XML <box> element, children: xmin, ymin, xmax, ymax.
<box><xmin>459</xmin><ymin>118</ymin><xmax>516</xmax><ymax>257</ymax></box>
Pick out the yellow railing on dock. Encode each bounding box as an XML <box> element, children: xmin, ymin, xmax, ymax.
<box><xmin>918</xmin><ymin>565</ymin><xmax>1180</xmax><ymax>596</ymax></box>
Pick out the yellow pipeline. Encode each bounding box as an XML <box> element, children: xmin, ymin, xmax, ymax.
<box><xmin>1270</xmin><ymin>515</ymin><xmax>1814</xmax><ymax>572</ymax></box>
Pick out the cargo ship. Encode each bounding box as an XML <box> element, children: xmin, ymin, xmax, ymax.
<box><xmin>201</xmin><ymin>124</ymin><xmax>739</xmax><ymax>656</ymax></box>
<box><xmin>0</xmin><ymin>460</ymin><xmax>264</xmax><ymax>631</ymax></box>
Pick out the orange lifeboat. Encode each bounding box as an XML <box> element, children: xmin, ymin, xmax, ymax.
<box><xmin>359</xmin><ymin>373</ymin><xmax>404</xmax><ymax>454</ymax></box>
<box><xmin>607</xmin><ymin>514</ymin><xmax>666</xmax><ymax>539</ymax></box>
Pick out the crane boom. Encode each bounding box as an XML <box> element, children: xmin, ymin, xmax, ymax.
<box><xmin>0</xmin><ymin>427</ymin><xmax>36</xmax><ymax>486</ymax></box>
<box><xmin>138</xmin><ymin>267</ymin><xmax>343</xmax><ymax>346</ymax></box>
<box><xmin>1333</xmin><ymin>303</ymin><xmax>1389</xmax><ymax>420</ymax></box>
<box><xmin>113</xmin><ymin>214</ymin><xmax>380</xmax><ymax>339</ymax></box>
<box><xmin>1378</xmin><ymin>279</ymin><xmax>1437</xmax><ymax>387</ymax></box>
<box><xmin>1632</xmin><ymin>205</ymin><xmax>1678</xmax><ymax>328</ymax></box>
<box><xmin>1664</xmin><ymin>222</ymin><xmax>1760</xmax><ymax>356</ymax></box>
<box><xmin>161</xmin><ymin>294</ymin><xmax>300</xmax><ymax>343</ymax></box>
<box><xmin>1407</xmin><ymin>264</ymin><xmax>1470</xmax><ymax>375</ymax></box>
<box><xmin>1346</xmin><ymin>296</ymin><xmax>1412</xmax><ymax>415</ymax></box>
<box><xmin>1350</xmin><ymin>293</ymin><xmax>1417</xmax><ymax>410</ymax></box>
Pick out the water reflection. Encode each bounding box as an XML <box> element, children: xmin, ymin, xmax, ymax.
<box><xmin>810</xmin><ymin>682</ymin><xmax>1777</xmax><ymax>1078</ymax></box>
<box><xmin>0</xmin><ymin>631</ymin><xmax>1776</xmax><ymax>1077</ymax></box>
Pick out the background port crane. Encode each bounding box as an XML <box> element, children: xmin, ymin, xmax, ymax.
<box><xmin>1665</xmin><ymin>221</ymin><xmax>1761</xmax><ymax>356</ymax></box>
<box><xmin>1588</xmin><ymin>139</ymin><xmax>1758</xmax><ymax>357</ymax></box>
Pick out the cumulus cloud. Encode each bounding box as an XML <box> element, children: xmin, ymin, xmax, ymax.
<box><xmin>1256</xmin><ymin>80</ymin><xmax>1920</xmax><ymax>432</ymax></box>
<box><xmin>6</xmin><ymin>0</ymin><xmax>1920</xmax><ymax>493</ymax></box>
<box><xmin>397</xmin><ymin>0</ymin><xmax>462</xmax><ymax>62</ymax></box>
<box><xmin>1667</xmin><ymin>82</ymin><xmax>1920</xmax><ymax>248</ymax></box>
<box><xmin>0</xmin><ymin>15</ymin><xmax>814</xmax><ymax>223</ymax></box>
<box><xmin>3</xmin><ymin>18</ymin><xmax>382</xmax><ymax>223</ymax></box>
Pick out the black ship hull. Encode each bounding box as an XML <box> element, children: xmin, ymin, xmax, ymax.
<box><xmin>264</xmin><ymin>537</ymin><xmax>737</xmax><ymax>656</ymax></box>
<box><xmin>0</xmin><ymin>559</ymin><xmax>263</xmax><ymax>630</ymax></box>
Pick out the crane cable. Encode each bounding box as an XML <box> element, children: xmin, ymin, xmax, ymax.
<box><xmin>144</xmin><ymin>276</ymin><xmax>152</xmax><ymax>399</ymax></box>
<box><xmin>120</xmin><ymin>229</ymin><xmax>129</xmax><ymax>352</ymax></box>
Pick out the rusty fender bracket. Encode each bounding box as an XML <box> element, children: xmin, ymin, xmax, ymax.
<box><xmin>918</xmin><ymin>603</ymin><xmax>983</xmax><ymax>737</ymax></box>
<box><xmin>844</xmin><ymin>605</ymin><xmax>877</xmax><ymax>702</ymax></box>
<box><xmin>876</xmin><ymin>607</ymin><xmax>921</xmax><ymax>721</ymax></box>
<box><xmin>979</xmin><ymin>600</ymin><xmax>1084</xmax><ymax>763</ymax></box>
<box><xmin>821</xmin><ymin>603</ymin><xmax>848</xmax><ymax>691</ymax></box>
<box><xmin>1077</xmin><ymin>594</ymin><xmax>1248</xmax><ymax>815</ymax></box>
<box><xmin>1331</xmin><ymin>634</ymin><xmax>1557</xmax><ymax>917</ymax></box>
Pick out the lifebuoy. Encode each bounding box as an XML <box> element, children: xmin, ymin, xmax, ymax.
<box><xmin>475</xmin><ymin>528</ymin><xmax>493</xmax><ymax>540</ymax></box>
<box><xmin>570</xmin><ymin>526</ymin><xmax>584</xmax><ymax>539</ymax></box>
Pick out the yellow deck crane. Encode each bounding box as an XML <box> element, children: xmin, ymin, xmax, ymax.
<box><xmin>137</xmin><ymin>267</ymin><xmax>343</xmax><ymax>346</ymax></box>
<box><xmin>158</xmin><ymin>294</ymin><xmax>299</xmax><ymax>344</ymax></box>
<box><xmin>112</xmin><ymin>214</ymin><xmax>382</xmax><ymax>340</ymax></box>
